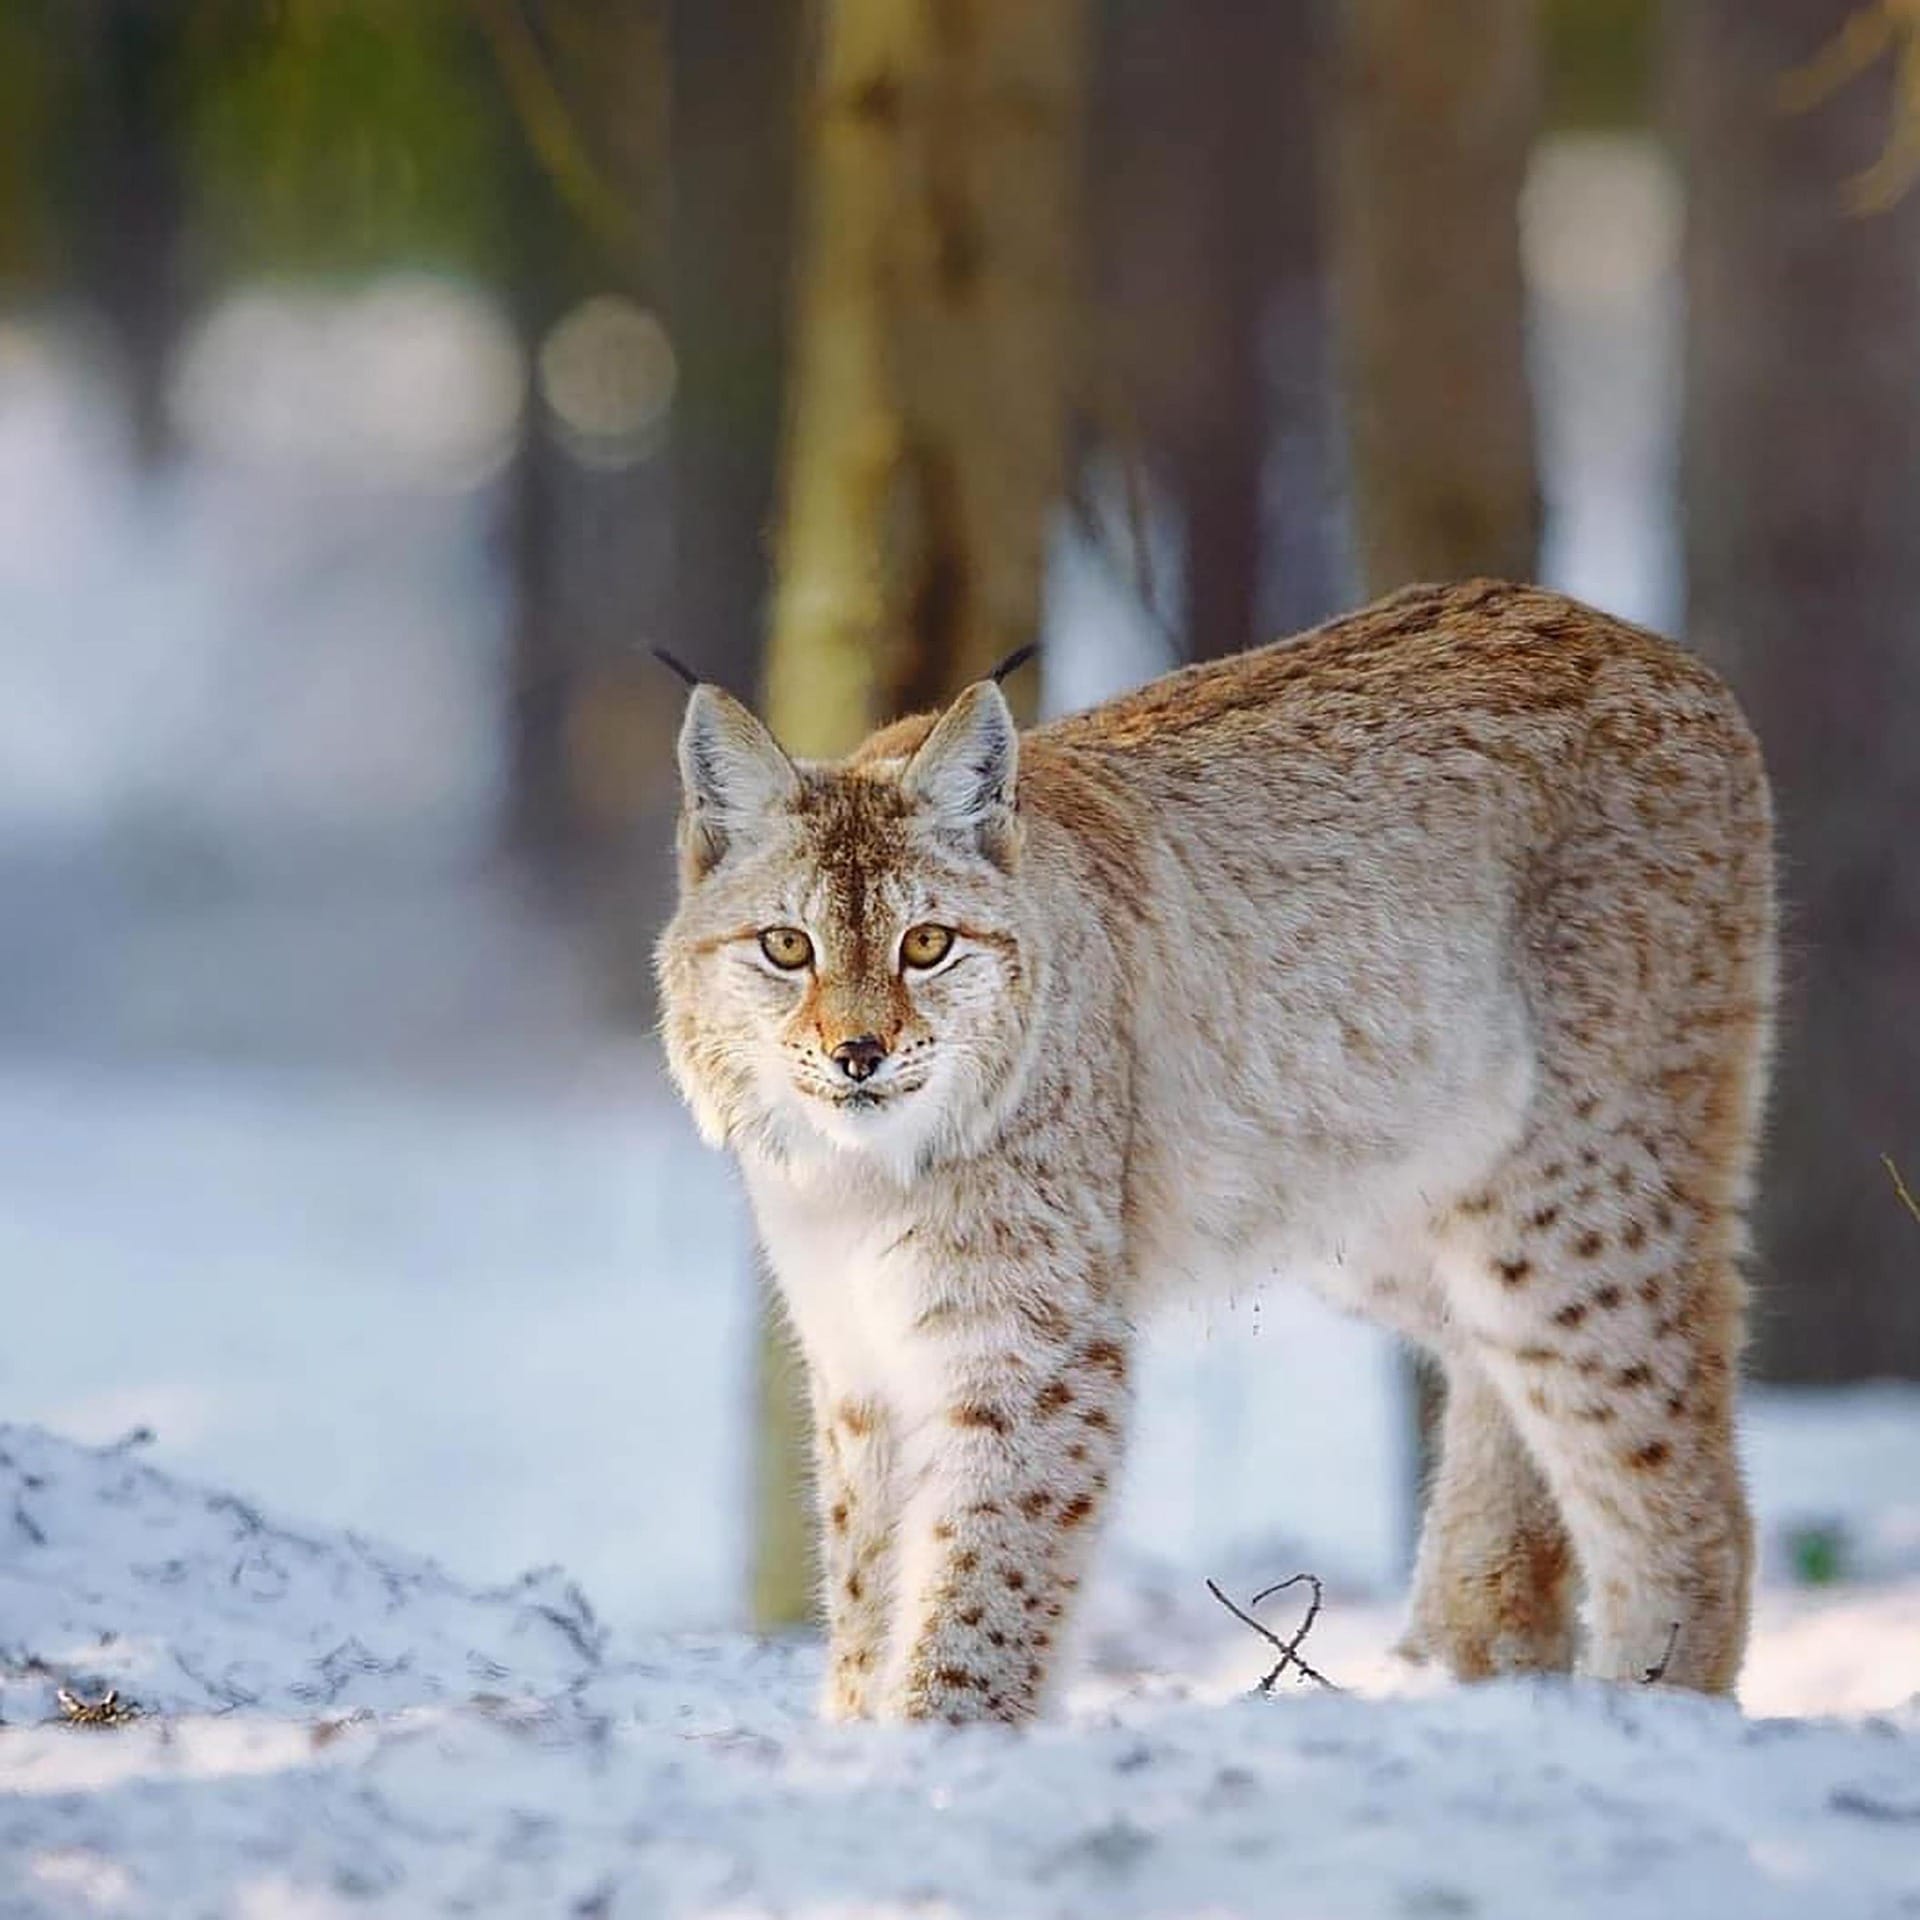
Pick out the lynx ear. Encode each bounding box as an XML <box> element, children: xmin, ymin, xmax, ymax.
<box><xmin>902</xmin><ymin>679</ymin><xmax>1019</xmax><ymax>858</ymax></box>
<box><xmin>676</xmin><ymin>684</ymin><xmax>799</xmax><ymax>879</ymax></box>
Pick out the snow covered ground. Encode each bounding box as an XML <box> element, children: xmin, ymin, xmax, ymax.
<box><xmin>3</xmin><ymin>1425</ymin><xmax>1919</xmax><ymax>1918</ymax></box>
<box><xmin>8</xmin><ymin>1035</ymin><xmax>1910</xmax><ymax>1916</ymax></box>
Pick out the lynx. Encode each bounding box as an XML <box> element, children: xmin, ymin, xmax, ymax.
<box><xmin>656</xmin><ymin>581</ymin><xmax>1776</xmax><ymax>1723</ymax></box>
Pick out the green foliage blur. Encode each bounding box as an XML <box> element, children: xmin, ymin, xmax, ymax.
<box><xmin>0</xmin><ymin>0</ymin><xmax>604</xmax><ymax>304</ymax></box>
<box><xmin>1786</xmin><ymin>1521</ymin><xmax>1851</xmax><ymax>1587</ymax></box>
<box><xmin>0</xmin><ymin>2</ymin><xmax>68</xmax><ymax>291</ymax></box>
<box><xmin>1542</xmin><ymin>0</ymin><xmax>1659</xmax><ymax>128</ymax></box>
<box><xmin>183</xmin><ymin>0</ymin><xmax>511</xmax><ymax>280</ymax></box>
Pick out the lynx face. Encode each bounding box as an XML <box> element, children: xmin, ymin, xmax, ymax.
<box><xmin>655</xmin><ymin>681</ymin><xmax>1038</xmax><ymax>1172</ymax></box>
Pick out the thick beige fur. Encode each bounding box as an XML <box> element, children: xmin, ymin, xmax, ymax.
<box><xmin>655</xmin><ymin>581</ymin><xmax>1777</xmax><ymax>1722</ymax></box>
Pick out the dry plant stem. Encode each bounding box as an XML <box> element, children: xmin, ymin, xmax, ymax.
<box><xmin>1206</xmin><ymin>1574</ymin><xmax>1341</xmax><ymax>1693</ymax></box>
<box><xmin>1778</xmin><ymin>1</ymin><xmax>1920</xmax><ymax>211</ymax></box>
<box><xmin>56</xmin><ymin>1687</ymin><xmax>138</xmax><ymax>1727</ymax></box>
<box><xmin>465</xmin><ymin>0</ymin><xmax>643</xmax><ymax>267</ymax></box>
<box><xmin>1885</xmin><ymin>1155</ymin><xmax>1920</xmax><ymax>1227</ymax></box>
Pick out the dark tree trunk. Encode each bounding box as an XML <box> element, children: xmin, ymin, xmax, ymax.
<box><xmin>75</xmin><ymin>0</ymin><xmax>188</xmax><ymax>471</ymax></box>
<box><xmin>1326</xmin><ymin>0</ymin><xmax>1544</xmax><ymax>1548</ymax></box>
<box><xmin>1672</xmin><ymin>0</ymin><xmax>1920</xmax><ymax>1381</ymax></box>
<box><xmin>667</xmin><ymin>0</ymin><xmax>807</xmax><ymax>1632</ymax></box>
<box><xmin>1088</xmin><ymin>0</ymin><xmax>1338</xmax><ymax>662</ymax></box>
<box><xmin>667</xmin><ymin>0</ymin><xmax>803</xmax><ymax>707</ymax></box>
<box><xmin>497</xmin><ymin>0</ymin><xmax>677</xmax><ymax>859</ymax></box>
<box><xmin>496</xmin><ymin>38</ymin><xmax>588</xmax><ymax>863</ymax></box>
<box><xmin>503</xmin><ymin>294</ymin><xmax>575</xmax><ymax>858</ymax></box>
<box><xmin>1165</xmin><ymin>0</ymin><xmax>1338</xmax><ymax>658</ymax></box>
<box><xmin>1330</xmin><ymin>0</ymin><xmax>1542</xmax><ymax>591</ymax></box>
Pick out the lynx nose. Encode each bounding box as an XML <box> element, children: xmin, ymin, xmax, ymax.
<box><xmin>830</xmin><ymin>1034</ymin><xmax>888</xmax><ymax>1083</ymax></box>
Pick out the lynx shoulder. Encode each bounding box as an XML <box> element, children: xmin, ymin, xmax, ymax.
<box><xmin>656</xmin><ymin>580</ymin><xmax>1776</xmax><ymax>1720</ymax></box>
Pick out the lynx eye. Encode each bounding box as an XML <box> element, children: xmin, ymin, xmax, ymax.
<box><xmin>758</xmin><ymin>926</ymin><xmax>813</xmax><ymax>971</ymax></box>
<box><xmin>900</xmin><ymin>923</ymin><xmax>955</xmax><ymax>970</ymax></box>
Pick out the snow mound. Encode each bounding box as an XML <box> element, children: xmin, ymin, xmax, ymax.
<box><xmin>0</xmin><ymin>1424</ymin><xmax>602</xmax><ymax>1722</ymax></box>
<box><xmin>5</xmin><ymin>1644</ymin><xmax>1920</xmax><ymax>1917</ymax></box>
<box><xmin>2</xmin><ymin>1426</ymin><xmax>1919</xmax><ymax>1918</ymax></box>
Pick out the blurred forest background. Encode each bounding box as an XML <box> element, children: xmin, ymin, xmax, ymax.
<box><xmin>0</xmin><ymin>0</ymin><xmax>1916</xmax><ymax>1631</ymax></box>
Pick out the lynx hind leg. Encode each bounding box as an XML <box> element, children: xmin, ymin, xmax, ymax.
<box><xmin>1464</xmin><ymin>1222</ymin><xmax>1751</xmax><ymax>1692</ymax></box>
<box><xmin>1446</xmin><ymin>1065</ymin><xmax>1761</xmax><ymax>1695</ymax></box>
<box><xmin>1399</xmin><ymin>1356</ymin><xmax>1578</xmax><ymax>1679</ymax></box>
<box><xmin>1443</xmin><ymin>704</ymin><xmax>1770</xmax><ymax>1696</ymax></box>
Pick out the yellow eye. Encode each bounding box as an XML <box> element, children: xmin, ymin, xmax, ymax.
<box><xmin>758</xmin><ymin>926</ymin><xmax>813</xmax><ymax>970</ymax></box>
<box><xmin>900</xmin><ymin>923</ymin><xmax>954</xmax><ymax>970</ymax></box>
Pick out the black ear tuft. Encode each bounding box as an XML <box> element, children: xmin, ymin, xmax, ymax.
<box><xmin>989</xmin><ymin>643</ymin><xmax>1038</xmax><ymax>686</ymax></box>
<box><xmin>652</xmin><ymin>647</ymin><xmax>703</xmax><ymax>691</ymax></box>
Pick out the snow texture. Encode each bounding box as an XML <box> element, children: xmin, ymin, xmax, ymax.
<box><xmin>4</xmin><ymin>1426</ymin><xmax>1919</xmax><ymax>1918</ymax></box>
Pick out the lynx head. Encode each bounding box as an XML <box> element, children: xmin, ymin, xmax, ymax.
<box><xmin>654</xmin><ymin>676</ymin><xmax>1040</xmax><ymax>1171</ymax></box>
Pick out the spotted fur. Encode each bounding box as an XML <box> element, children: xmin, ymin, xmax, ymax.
<box><xmin>656</xmin><ymin>580</ymin><xmax>1777</xmax><ymax>1718</ymax></box>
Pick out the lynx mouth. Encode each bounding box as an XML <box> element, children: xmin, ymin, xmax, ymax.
<box><xmin>810</xmin><ymin>1076</ymin><xmax>927</xmax><ymax>1116</ymax></box>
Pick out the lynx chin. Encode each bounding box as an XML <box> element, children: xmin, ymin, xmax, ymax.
<box><xmin>655</xmin><ymin>581</ymin><xmax>1776</xmax><ymax>1723</ymax></box>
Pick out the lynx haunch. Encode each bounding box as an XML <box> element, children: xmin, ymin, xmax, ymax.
<box><xmin>656</xmin><ymin>581</ymin><xmax>1777</xmax><ymax>1722</ymax></box>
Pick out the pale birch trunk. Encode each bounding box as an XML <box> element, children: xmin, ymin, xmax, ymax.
<box><xmin>752</xmin><ymin>0</ymin><xmax>1090</xmax><ymax>1626</ymax></box>
<box><xmin>764</xmin><ymin>0</ymin><xmax>1088</xmax><ymax>751</ymax></box>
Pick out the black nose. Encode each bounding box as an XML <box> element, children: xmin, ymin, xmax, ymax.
<box><xmin>830</xmin><ymin>1034</ymin><xmax>888</xmax><ymax>1082</ymax></box>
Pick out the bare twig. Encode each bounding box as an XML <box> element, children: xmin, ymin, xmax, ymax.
<box><xmin>466</xmin><ymin>0</ymin><xmax>646</xmax><ymax>267</ymax></box>
<box><xmin>1779</xmin><ymin>0</ymin><xmax>1920</xmax><ymax>212</ymax></box>
<box><xmin>56</xmin><ymin>1687</ymin><xmax>139</xmax><ymax>1727</ymax></box>
<box><xmin>1884</xmin><ymin>1155</ymin><xmax>1920</xmax><ymax>1228</ymax></box>
<box><xmin>1206</xmin><ymin>1573</ymin><xmax>1342</xmax><ymax>1693</ymax></box>
<box><xmin>1778</xmin><ymin>2</ymin><xmax>1900</xmax><ymax>113</ymax></box>
<box><xmin>1642</xmin><ymin>1621</ymin><xmax>1683</xmax><ymax>1685</ymax></box>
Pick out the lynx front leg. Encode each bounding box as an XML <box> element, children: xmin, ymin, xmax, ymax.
<box><xmin>878</xmin><ymin>1317</ymin><xmax>1131</xmax><ymax>1724</ymax></box>
<box><xmin>812</xmin><ymin>1385</ymin><xmax>899</xmax><ymax>1721</ymax></box>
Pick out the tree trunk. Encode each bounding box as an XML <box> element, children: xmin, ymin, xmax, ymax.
<box><xmin>1160</xmin><ymin>0</ymin><xmax>1338</xmax><ymax>658</ymax></box>
<box><xmin>1086</xmin><ymin>0</ymin><xmax>1339</xmax><ymax>662</ymax></box>
<box><xmin>1329</xmin><ymin>0</ymin><xmax>1542</xmax><ymax>590</ymax></box>
<box><xmin>668</xmin><ymin>0</ymin><xmax>802</xmax><ymax>706</ymax></box>
<box><xmin>500</xmin><ymin>158</ymin><xmax>576</xmax><ymax>859</ymax></box>
<box><xmin>750</xmin><ymin>0</ymin><xmax>1089</xmax><ymax>1627</ymax></box>
<box><xmin>1672</xmin><ymin>0</ymin><xmax>1920</xmax><ymax>1381</ymax></box>
<box><xmin>492</xmin><ymin>0</ymin><xmax>673</xmax><ymax>857</ymax></box>
<box><xmin>764</xmin><ymin>0</ymin><xmax>1089</xmax><ymax>752</ymax></box>
<box><xmin>1328</xmin><ymin>0</ymin><xmax>1544</xmax><ymax>1549</ymax></box>
<box><xmin>75</xmin><ymin>0</ymin><xmax>188</xmax><ymax>471</ymax></box>
<box><xmin>665</xmin><ymin>0</ymin><xmax>810</xmax><ymax>1630</ymax></box>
